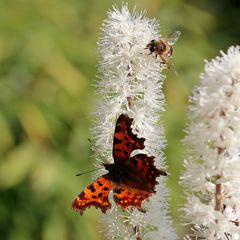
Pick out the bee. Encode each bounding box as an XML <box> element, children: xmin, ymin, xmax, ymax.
<box><xmin>145</xmin><ymin>31</ymin><xmax>181</xmax><ymax>74</ymax></box>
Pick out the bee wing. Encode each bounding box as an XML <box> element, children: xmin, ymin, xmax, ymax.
<box><xmin>166</xmin><ymin>58</ymin><xmax>178</xmax><ymax>76</ymax></box>
<box><xmin>167</xmin><ymin>31</ymin><xmax>181</xmax><ymax>46</ymax></box>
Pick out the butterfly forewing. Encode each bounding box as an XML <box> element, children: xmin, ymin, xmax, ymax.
<box><xmin>72</xmin><ymin>174</ymin><xmax>112</xmax><ymax>215</ymax></box>
<box><xmin>113</xmin><ymin>114</ymin><xmax>145</xmax><ymax>162</ymax></box>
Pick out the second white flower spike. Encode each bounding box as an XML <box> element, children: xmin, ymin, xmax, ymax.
<box><xmin>181</xmin><ymin>46</ymin><xmax>240</xmax><ymax>239</ymax></box>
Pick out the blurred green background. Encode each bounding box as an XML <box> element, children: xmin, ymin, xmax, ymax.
<box><xmin>0</xmin><ymin>0</ymin><xmax>239</xmax><ymax>239</ymax></box>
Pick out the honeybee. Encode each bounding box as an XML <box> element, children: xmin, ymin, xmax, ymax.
<box><xmin>145</xmin><ymin>31</ymin><xmax>181</xmax><ymax>74</ymax></box>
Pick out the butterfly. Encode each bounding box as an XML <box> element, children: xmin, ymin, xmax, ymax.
<box><xmin>72</xmin><ymin>114</ymin><xmax>167</xmax><ymax>215</ymax></box>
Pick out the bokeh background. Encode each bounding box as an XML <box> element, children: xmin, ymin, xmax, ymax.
<box><xmin>0</xmin><ymin>0</ymin><xmax>239</xmax><ymax>239</ymax></box>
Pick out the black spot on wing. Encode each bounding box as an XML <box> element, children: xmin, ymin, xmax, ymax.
<box><xmin>97</xmin><ymin>181</ymin><xmax>103</xmax><ymax>186</ymax></box>
<box><xmin>114</xmin><ymin>188</ymin><xmax>123</xmax><ymax>194</ymax></box>
<box><xmin>115</xmin><ymin>148</ymin><xmax>122</xmax><ymax>152</ymax></box>
<box><xmin>123</xmin><ymin>150</ymin><xmax>128</xmax><ymax>156</ymax></box>
<box><xmin>114</xmin><ymin>137</ymin><xmax>122</xmax><ymax>144</ymax></box>
<box><xmin>132</xmin><ymin>158</ymin><xmax>138</xmax><ymax>166</ymax></box>
<box><xmin>79</xmin><ymin>191</ymin><xmax>85</xmax><ymax>199</ymax></box>
<box><xmin>115</xmin><ymin>124</ymin><xmax>121</xmax><ymax>133</ymax></box>
<box><xmin>87</xmin><ymin>184</ymin><xmax>96</xmax><ymax>192</ymax></box>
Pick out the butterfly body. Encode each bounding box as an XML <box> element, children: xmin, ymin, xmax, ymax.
<box><xmin>103</xmin><ymin>158</ymin><xmax>159</xmax><ymax>192</ymax></box>
<box><xmin>72</xmin><ymin>114</ymin><xmax>167</xmax><ymax>215</ymax></box>
<box><xmin>103</xmin><ymin>162</ymin><xmax>139</xmax><ymax>186</ymax></box>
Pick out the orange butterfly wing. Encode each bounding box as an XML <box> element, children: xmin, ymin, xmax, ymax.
<box><xmin>129</xmin><ymin>154</ymin><xmax>167</xmax><ymax>192</ymax></box>
<box><xmin>113</xmin><ymin>186</ymin><xmax>151</xmax><ymax>212</ymax></box>
<box><xmin>113</xmin><ymin>154</ymin><xmax>167</xmax><ymax>211</ymax></box>
<box><xmin>113</xmin><ymin>114</ymin><xmax>145</xmax><ymax>161</ymax></box>
<box><xmin>111</xmin><ymin>114</ymin><xmax>167</xmax><ymax>211</ymax></box>
<box><xmin>72</xmin><ymin>174</ymin><xmax>112</xmax><ymax>215</ymax></box>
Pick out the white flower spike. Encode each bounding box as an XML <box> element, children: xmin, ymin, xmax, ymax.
<box><xmin>92</xmin><ymin>4</ymin><xmax>178</xmax><ymax>240</ymax></box>
<box><xmin>181</xmin><ymin>46</ymin><xmax>240</xmax><ymax>239</ymax></box>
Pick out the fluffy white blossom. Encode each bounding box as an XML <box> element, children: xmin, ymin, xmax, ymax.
<box><xmin>181</xmin><ymin>46</ymin><xmax>240</xmax><ymax>239</ymax></box>
<box><xmin>91</xmin><ymin>4</ymin><xmax>177</xmax><ymax>240</ymax></box>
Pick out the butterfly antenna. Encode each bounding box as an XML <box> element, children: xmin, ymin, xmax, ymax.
<box><xmin>76</xmin><ymin>167</ymin><xmax>103</xmax><ymax>176</ymax></box>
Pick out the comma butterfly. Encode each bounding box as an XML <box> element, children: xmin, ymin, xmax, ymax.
<box><xmin>72</xmin><ymin>114</ymin><xmax>167</xmax><ymax>215</ymax></box>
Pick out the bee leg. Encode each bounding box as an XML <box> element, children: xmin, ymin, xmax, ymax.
<box><xmin>160</xmin><ymin>56</ymin><xmax>166</xmax><ymax>65</ymax></box>
<box><xmin>159</xmin><ymin>61</ymin><xmax>165</xmax><ymax>68</ymax></box>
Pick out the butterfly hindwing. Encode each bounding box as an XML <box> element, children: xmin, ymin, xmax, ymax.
<box><xmin>113</xmin><ymin>114</ymin><xmax>145</xmax><ymax>161</ymax></box>
<box><xmin>72</xmin><ymin>174</ymin><xmax>112</xmax><ymax>215</ymax></box>
<box><xmin>111</xmin><ymin>154</ymin><xmax>167</xmax><ymax>211</ymax></box>
<box><xmin>113</xmin><ymin>185</ymin><xmax>151</xmax><ymax>212</ymax></box>
<box><xmin>129</xmin><ymin>154</ymin><xmax>167</xmax><ymax>192</ymax></box>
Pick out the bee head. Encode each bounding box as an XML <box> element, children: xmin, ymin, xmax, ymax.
<box><xmin>146</xmin><ymin>40</ymin><xmax>157</xmax><ymax>49</ymax></box>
